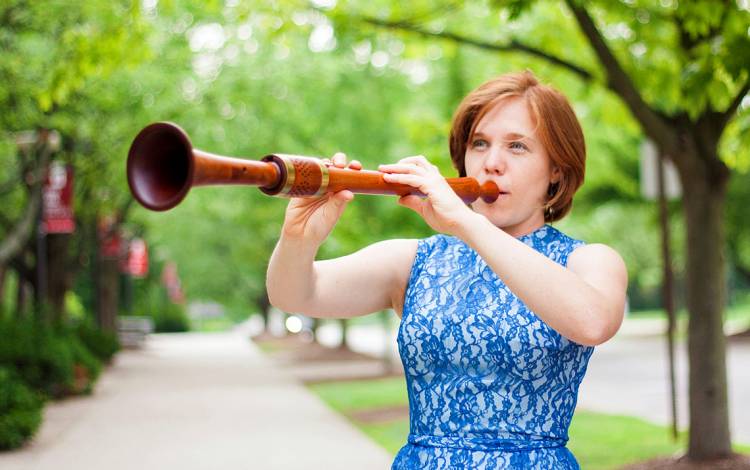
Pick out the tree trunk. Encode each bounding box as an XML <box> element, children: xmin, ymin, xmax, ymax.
<box><xmin>16</xmin><ymin>275</ymin><xmax>29</xmax><ymax>318</ymax></box>
<box><xmin>680</xmin><ymin>148</ymin><xmax>732</xmax><ymax>459</ymax></box>
<box><xmin>0</xmin><ymin>264</ymin><xmax>6</xmax><ymax>314</ymax></box>
<box><xmin>255</xmin><ymin>289</ymin><xmax>270</xmax><ymax>332</ymax></box>
<box><xmin>46</xmin><ymin>233</ymin><xmax>71</xmax><ymax>323</ymax></box>
<box><xmin>11</xmin><ymin>250</ymin><xmax>36</xmax><ymax>319</ymax></box>
<box><xmin>97</xmin><ymin>257</ymin><xmax>119</xmax><ymax>332</ymax></box>
<box><xmin>339</xmin><ymin>318</ymin><xmax>349</xmax><ymax>349</ymax></box>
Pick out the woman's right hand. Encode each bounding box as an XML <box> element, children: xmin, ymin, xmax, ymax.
<box><xmin>280</xmin><ymin>152</ymin><xmax>362</xmax><ymax>246</ymax></box>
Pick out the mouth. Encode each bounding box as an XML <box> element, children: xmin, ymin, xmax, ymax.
<box><xmin>493</xmin><ymin>184</ymin><xmax>510</xmax><ymax>197</ymax></box>
<box><xmin>496</xmin><ymin>192</ymin><xmax>510</xmax><ymax>201</ymax></box>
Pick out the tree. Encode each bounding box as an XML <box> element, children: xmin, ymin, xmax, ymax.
<box><xmin>327</xmin><ymin>0</ymin><xmax>750</xmax><ymax>461</ymax></box>
<box><xmin>0</xmin><ymin>1</ymin><xmax>148</xmax><ymax>321</ymax></box>
<box><xmin>127</xmin><ymin>2</ymin><xmax>435</xmax><ymax>329</ymax></box>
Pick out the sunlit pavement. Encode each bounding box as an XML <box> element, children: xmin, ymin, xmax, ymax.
<box><xmin>0</xmin><ymin>330</ymin><xmax>393</xmax><ymax>470</ymax></box>
<box><xmin>578</xmin><ymin>332</ymin><xmax>750</xmax><ymax>445</ymax></box>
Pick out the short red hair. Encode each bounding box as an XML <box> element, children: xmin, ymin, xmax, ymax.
<box><xmin>449</xmin><ymin>71</ymin><xmax>586</xmax><ymax>222</ymax></box>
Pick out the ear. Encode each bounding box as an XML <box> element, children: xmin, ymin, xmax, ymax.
<box><xmin>550</xmin><ymin>166</ymin><xmax>561</xmax><ymax>184</ymax></box>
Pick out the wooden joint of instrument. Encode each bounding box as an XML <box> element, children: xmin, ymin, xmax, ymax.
<box><xmin>260</xmin><ymin>154</ymin><xmax>329</xmax><ymax>197</ymax></box>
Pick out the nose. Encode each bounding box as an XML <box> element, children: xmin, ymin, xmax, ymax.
<box><xmin>483</xmin><ymin>147</ymin><xmax>506</xmax><ymax>176</ymax></box>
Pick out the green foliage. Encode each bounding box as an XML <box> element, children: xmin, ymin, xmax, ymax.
<box><xmin>2</xmin><ymin>0</ymin><xmax>748</xmax><ymax>327</ymax></box>
<box><xmin>68</xmin><ymin>333</ymin><xmax>101</xmax><ymax>395</ymax></box>
<box><xmin>726</xmin><ymin>170</ymin><xmax>750</xmax><ymax>294</ymax></box>
<box><xmin>0</xmin><ymin>318</ymin><xmax>102</xmax><ymax>398</ymax></box>
<box><xmin>309</xmin><ymin>376</ymin><xmax>408</xmax><ymax>413</ymax></box>
<box><xmin>153</xmin><ymin>302</ymin><xmax>190</xmax><ymax>333</ymax></box>
<box><xmin>129</xmin><ymin>259</ymin><xmax>190</xmax><ymax>332</ymax></box>
<box><xmin>0</xmin><ymin>318</ymin><xmax>75</xmax><ymax>397</ymax></box>
<box><xmin>721</xmin><ymin>107</ymin><xmax>750</xmax><ymax>172</ymax></box>
<box><xmin>0</xmin><ymin>367</ymin><xmax>44</xmax><ymax>451</ymax></box>
<box><xmin>0</xmin><ymin>0</ymin><xmax>149</xmax><ymax>118</ymax></box>
<box><xmin>75</xmin><ymin>321</ymin><xmax>120</xmax><ymax>364</ymax></box>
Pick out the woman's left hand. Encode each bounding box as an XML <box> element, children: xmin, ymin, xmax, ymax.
<box><xmin>379</xmin><ymin>156</ymin><xmax>477</xmax><ymax>236</ymax></box>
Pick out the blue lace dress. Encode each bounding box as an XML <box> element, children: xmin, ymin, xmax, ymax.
<box><xmin>393</xmin><ymin>224</ymin><xmax>593</xmax><ymax>469</ymax></box>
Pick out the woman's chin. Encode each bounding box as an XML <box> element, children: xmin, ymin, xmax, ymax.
<box><xmin>476</xmin><ymin>210</ymin><xmax>511</xmax><ymax>228</ymax></box>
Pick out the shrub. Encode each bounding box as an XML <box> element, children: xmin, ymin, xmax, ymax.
<box><xmin>0</xmin><ymin>319</ymin><xmax>103</xmax><ymax>398</ymax></box>
<box><xmin>0</xmin><ymin>367</ymin><xmax>44</xmax><ymax>450</ymax></box>
<box><xmin>75</xmin><ymin>322</ymin><xmax>119</xmax><ymax>363</ymax></box>
<box><xmin>153</xmin><ymin>302</ymin><xmax>190</xmax><ymax>333</ymax></box>
<box><xmin>0</xmin><ymin>319</ymin><xmax>74</xmax><ymax>397</ymax></box>
<box><xmin>68</xmin><ymin>336</ymin><xmax>101</xmax><ymax>395</ymax></box>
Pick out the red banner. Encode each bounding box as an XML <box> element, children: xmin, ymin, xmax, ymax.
<box><xmin>126</xmin><ymin>238</ymin><xmax>149</xmax><ymax>278</ymax></box>
<box><xmin>100</xmin><ymin>233</ymin><xmax>122</xmax><ymax>258</ymax></box>
<box><xmin>43</xmin><ymin>162</ymin><xmax>75</xmax><ymax>233</ymax></box>
<box><xmin>161</xmin><ymin>262</ymin><xmax>185</xmax><ymax>304</ymax></box>
<box><xmin>98</xmin><ymin>214</ymin><xmax>122</xmax><ymax>259</ymax></box>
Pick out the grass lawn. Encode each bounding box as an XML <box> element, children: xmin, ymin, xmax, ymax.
<box><xmin>191</xmin><ymin>315</ymin><xmax>236</xmax><ymax>332</ymax></box>
<box><xmin>309</xmin><ymin>377</ymin><xmax>749</xmax><ymax>470</ymax></box>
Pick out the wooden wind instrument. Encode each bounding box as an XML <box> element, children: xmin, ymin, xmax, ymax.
<box><xmin>126</xmin><ymin>122</ymin><xmax>500</xmax><ymax>211</ymax></box>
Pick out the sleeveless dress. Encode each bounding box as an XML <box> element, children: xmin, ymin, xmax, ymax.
<box><xmin>392</xmin><ymin>224</ymin><xmax>593</xmax><ymax>469</ymax></box>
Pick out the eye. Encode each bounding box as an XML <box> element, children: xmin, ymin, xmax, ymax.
<box><xmin>470</xmin><ymin>138</ymin><xmax>489</xmax><ymax>150</ymax></box>
<box><xmin>509</xmin><ymin>141</ymin><xmax>529</xmax><ymax>153</ymax></box>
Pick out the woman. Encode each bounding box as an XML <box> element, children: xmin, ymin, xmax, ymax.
<box><xmin>266</xmin><ymin>71</ymin><xmax>627</xmax><ymax>469</ymax></box>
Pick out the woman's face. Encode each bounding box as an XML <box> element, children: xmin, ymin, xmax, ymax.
<box><xmin>464</xmin><ymin>97</ymin><xmax>559</xmax><ymax>237</ymax></box>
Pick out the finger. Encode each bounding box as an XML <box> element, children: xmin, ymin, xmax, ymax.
<box><xmin>378</xmin><ymin>163</ymin><xmax>425</xmax><ymax>175</ymax></box>
<box><xmin>399</xmin><ymin>155</ymin><xmax>430</xmax><ymax>166</ymax></box>
<box><xmin>333</xmin><ymin>189</ymin><xmax>354</xmax><ymax>202</ymax></box>
<box><xmin>348</xmin><ymin>160</ymin><xmax>362</xmax><ymax>170</ymax></box>
<box><xmin>328</xmin><ymin>191</ymin><xmax>354</xmax><ymax>219</ymax></box>
<box><xmin>397</xmin><ymin>194</ymin><xmax>423</xmax><ymax>213</ymax></box>
<box><xmin>399</xmin><ymin>156</ymin><xmax>440</xmax><ymax>173</ymax></box>
<box><xmin>332</xmin><ymin>152</ymin><xmax>348</xmax><ymax>168</ymax></box>
<box><xmin>382</xmin><ymin>172</ymin><xmax>426</xmax><ymax>190</ymax></box>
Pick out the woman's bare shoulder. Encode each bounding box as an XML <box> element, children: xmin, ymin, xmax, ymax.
<box><xmin>371</xmin><ymin>238</ymin><xmax>420</xmax><ymax>286</ymax></box>
<box><xmin>568</xmin><ymin>243</ymin><xmax>627</xmax><ymax>285</ymax></box>
<box><xmin>569</xmin><ymin>243</ymin><xmax>624</xmax><ymax>266</ymax></box>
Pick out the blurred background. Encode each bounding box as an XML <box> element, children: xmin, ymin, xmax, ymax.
<box><xmin>1</xmin><ymin>0</ymin><xmax>749</xmax><ymax>469</ymax></box>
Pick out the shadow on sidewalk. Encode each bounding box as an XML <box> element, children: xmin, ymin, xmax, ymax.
<box><xmin>251</xmin><ymin>332</ymin><xmax>403</xmax><ymax>384</ymax></box>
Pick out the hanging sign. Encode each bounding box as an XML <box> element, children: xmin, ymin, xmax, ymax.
<box><xmin>126</xmin><ymin>238</ymin><xmax>149</xmax><ymax>278</ymax></box>
<box><xmin>43</xmin><ymin>162</ymin><xmax>75</xmax><ymax>233</ymax></box>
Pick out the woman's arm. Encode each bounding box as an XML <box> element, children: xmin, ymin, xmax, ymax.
<box><xmin>266</xmin><ymin>151</ymin><xmax>418</xmax><ymax>319</ymax></box>
<box><xmin>266</xmin><ymin>237</ymin><xmax>417</xmax><ymax>318</ymax></box>
<box><xmin>379</xmin><ymin>155</ymin><xmax>628</xmax><ymax>346</ymax></box>
<box><xmin>456</xmin><ymin>213</ymin><xmax>628</xmax><ymax>346</ymax></box>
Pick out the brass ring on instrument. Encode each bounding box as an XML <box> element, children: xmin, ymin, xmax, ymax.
<box><xmin>313</xmin><ymin>160</ymin><xmax>330</xmax><ymax>197</ymax></box>
<box><xmin>280</xmin><ymin>157</ymin><xmax>296</xmax><ymax>196</ymax></box>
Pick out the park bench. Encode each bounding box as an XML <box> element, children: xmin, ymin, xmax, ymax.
<box><xmin>117</xmin><ymin>316</ymin><xmax>154</xmax><ymax>348</ymax></box>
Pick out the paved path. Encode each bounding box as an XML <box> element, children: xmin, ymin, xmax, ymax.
<box><xmin>578</xmin><ymin>334</ymin><xmax>750</xmax><ymax>445</ymax></box>
<box><xmin>0</xmin><ymin>331</ymin><xmax>393</xmax><ymax>470</ymax></box>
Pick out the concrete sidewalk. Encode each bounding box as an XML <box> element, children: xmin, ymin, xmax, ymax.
<box><xmin>0</xmin><ymin>331</ymin><xmax>393</xmax><ymax>470</ymax></box>
<box><xmin>577</xmin><ymin>334</ymin><xmax>750</xmax><ymax>445</ymax></box>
